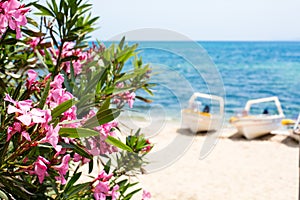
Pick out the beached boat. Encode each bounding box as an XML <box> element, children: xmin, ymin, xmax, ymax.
<box><xmin>288</xmin><ymin>113</ymin><xmax>300</xmax><ymax>142</ymax></box>
<box><xmin>181</xmin><ymin>92</ymin><xmax>224</xmax><ymax>132</ymax></box>
<box><xmin>230</xmin><ymin>96</ymin><xmax>285</xmax><ymax>139</ymax></box>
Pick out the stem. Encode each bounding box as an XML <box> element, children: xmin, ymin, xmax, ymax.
<box><xmin>54</xmin><ymin>40</ymin><xmax>65</xmax><ymax>77</ymax></box>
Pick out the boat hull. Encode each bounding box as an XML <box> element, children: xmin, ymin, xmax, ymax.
<box><xmin>181</xmin><ymin>109</ymin><xmax>221</xmax><ymax>132</ymax></box>
<box><xmin>232</xmin><ymin>116</ymin><xmax>283</xmax><ymax>139</ymax></box>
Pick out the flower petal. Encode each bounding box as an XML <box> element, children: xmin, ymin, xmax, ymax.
<box><xmin>17</xmin><ymin>114</ymin><xmax>31</xmax><ymax>126</ymax></box>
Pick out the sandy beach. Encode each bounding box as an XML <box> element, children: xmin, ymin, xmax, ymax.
<box><xmin>127</xmin><ymin>120</ymin><xmax>299</xmax><ymax>200</ymax></box>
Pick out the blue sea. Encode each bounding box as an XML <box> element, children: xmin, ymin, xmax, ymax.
<box><xmin>109</xmin><ymin>41</ymin><xmax>300</xmax><ymax>121</ymax></box>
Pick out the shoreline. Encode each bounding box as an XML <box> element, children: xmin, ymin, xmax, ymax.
<box><xmin>125</xmin><ymin>120</ymin><xmax>299</xmax><ymax>200</ymax></box>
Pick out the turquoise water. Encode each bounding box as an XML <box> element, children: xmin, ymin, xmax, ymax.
<box><xmin>108</xmin><ymin>41</ymin><xmax>300</xmax><ymax>120</ymax></box>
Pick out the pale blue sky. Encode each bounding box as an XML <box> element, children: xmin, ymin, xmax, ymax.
<box><xmin>91</xmin><ymin>0</ymin><xmax>300</xmax><ymax>41</ymax></box>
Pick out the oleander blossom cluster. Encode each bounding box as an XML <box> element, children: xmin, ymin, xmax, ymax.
<box><xmin>93</xmin><ymin>170</ymin><xmax>120</xmax><ymax>200</ymax></box>
<box><xmin>51</xmin><ymin>41</ymin><xmax>90</xmax><ymax>75</ymax></box>
<box><xmin>0</xmin><ymin>0</ymin><xmax>30</xmax><ymax>38</ymax></box>
<box><xmin>0</xmin><ymin>0</ymin><xmax>154</xmax><ymax>198</ymax></box>
<box><xmin>83</xmin><ymin>110</ymin><xmax>119</xmax><ymax>155</ymax></box>
<box><xmin>113</xmin><ymin>82</ymin><xmax>136</xmax><ymax>108</ymax></box>
<box><xmin>4</xmin><ymin>71</ymin><xmax>121</xmax><ymax>189</ymax></box>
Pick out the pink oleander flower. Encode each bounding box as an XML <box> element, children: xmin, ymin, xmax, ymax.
<box><xmin>5</xmin><ymin>94</ymin><xmax>33</xmax><ymax>123</ymax></box>
<box><xmin>39</xmin><ymin>125</ymin><xmax>62</xmax><ymax>152</ymax></box>
<box><xmin>4</xmin><ymin>94</ymin><xmax>52</xmax><ymax>141</ymax></box>
<box><xmin>50</xmin><ymin>74</ymin><xmax>64</xmax><ymax>89</ymax></box>
<box><xmin>28</xmin><ymin>37</ymin><xmax>41</xmax><ymax>48</ymax></box>
<box><xmin>81</xmin><ymin>110</ymin><xmax>118</xmax><ymax>155</ymax></box>
<box><xmin>26</xmin><ymin>69</ymin><xmax>37</xmax><ymax>86</ymax></box>
<box><xmin>125</xmin><ymin>91</ymin><xmax>136</xmax><ymax>108</ymax></box>
<box><xmin>47</xmin><ymin>74</ymin><xmax>78</xmax><ymax>128</ymax></box>
<box><xmin>73</xmin><ymin>153</ymin><xmax>90</xmax><ymax>164</ymax></box>
<box><xmin>93</xmin><ymin>171</ymin><xmax>119</xmax><ymax>200</ymax></box>
<box><xmin>0</xmin><ymin>0</ymin><xmax>30</xmax><ymax>39</ymax></box>
<box><xmin>25</xmin><ymin>69</ymin><xmax>41</xmax><ymax>92</ymax></box>
<box><xmin>94</xmin><ymin>181</ymin><xmax>110</xmax><ymax>200</ymax></box>
<box><xmin>6</xmin><ymin>121</ymin><xmax>21</xmax><ymax>141</ymax></box>
<box><xmin>5</xmin><ymin>94</ymin><xmax>33</xmax><ymax>126</ymax></box>
<box><xmin>52</xmin><ymin>154</ymin><xmax>70</xmax><ymax>185</ymax></box>
<box><xmin>113</xmin><ymin>82</ymin><xmax>136</xmax><ymax>108</ymax></box>
<box><xmin>32</xmin><ymin>156</ymin><xmax>50</xmax><ymax>183</ymax></box>
<box><xmin>86</xmin><ymin>122</ymin><xmax>118</xmax><ymax>155</ymax></box>
<box><xmin>110</xmin><ymin>185</ymin><xmax>120</xmax><ymax>200</ymax></box>
<box><xmin>50</xmin><ymin>42</ymin><xmax>89</xmax><ymax>75</ymax></box>
<box><xmin>141</xmin><ymin>145</ymin><xmax>152</xmax><ymax>154</ymax></box>
<box><xmin>9</xmin><ymin>105</ymin><xmax>46</xmax><ymax>126</ymax></box>
<box><xmin>40</xmin><ymin>109</ymin><xmax>52</xmax><ymax>129</ymax></box>
<box><xmin>141</xmin><ymin>139</ymin><xmax>153</xmax><ymax>153</ymax></box>
<box><xmin>142</xmin><ymin>189</ymin><xmax>151</xmax><ymax>200</ymax></box>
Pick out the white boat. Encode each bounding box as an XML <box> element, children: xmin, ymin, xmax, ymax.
<box><xmin>288</xmin><ymin>113</ymin><xmax>300</xmax><ymax>142</ymax></box>
<box><xmin>230</xmin><ymin>96</ymin><xmax>285</xmax><ymax>139</ymax></box>
<box><xmin>181</xmin><ymin>92</ymin><xmax>224</xmax><ymax>133</ymax></box>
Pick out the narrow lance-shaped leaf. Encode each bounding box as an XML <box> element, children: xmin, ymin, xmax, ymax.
<box><xmin>118</xmin><ymin>36</ymin><xmax>125</xmax><ymax>49</ymax></box>
<box><xmin>124</xmin><ymin>188</ymin><xmax>142</xmax><ymax>200</ymax></box>
<box><xmin>135</xmin><ymin>96</ymin><xmax>153</xmax><ymax>103</ymax></box>
<box><xmin>35</xmin><ymin>50</ymin><xmax>48</xmax><ymax>69</ymax></box>
<box><xmin>12</xmin><ymin>81</ymin><xmax>23</xmax><ymax>100</ymax></box>
<box><xmin>59</xmin><ymin>127</ymin><xmax>99</xmax><ymax>138</ymax></box>
<box><xmin>83</xmin><ymin>109</ymin><xmax>120</xmax><ymax>128</ymax></box>
<box><xmin>33</xmin><ymin>3</ymin><xmax>54</xmax><ymax>17</ymax></box>
<box><xmin>60</xmin><ymin>142</ymin><xmax>93</xmax><ymax>160</ymax></box>
<box><xmin>63</xmin><ymin>172</ymin><xmax>82</xmax><ymax>193</ymax></box>
<box><xmin>106</xmin><ymin>136</ymin><xmax>133</xmax><ymax>152</ymax></box>
<box><xmin>103</xmin><ymin>159</ymin><xmax>111</xmax><ymax>174</ymax></box>
<box><xmin>116</xmin><ymin>68</ymin><xmax>148</xmax><ymax>83</ymax></box>
<box><xmin>99</xmin><ymin>98</ymin><xmax>110</xmax><ymax>113</ymax></box>
<box><xmin>51</xmin><ymin>99</ymin><xmax>77</xmax><ymax>120</ymax></box>
<box><xmin>84</xmin><ymin>68</ymin><xmax>105</xmax><ymax>94</ymax></box>
<box><xmin>38</xmin><ymin>79</ymin><xmax>50</xmax><ymax>109</ymax></box>
<box><xmin>88</xmin><ymin>158</ymin><xmax>93</xmax><ymax>174</ymax></box>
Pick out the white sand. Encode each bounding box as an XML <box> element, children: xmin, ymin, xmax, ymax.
<box><xmin>132</xmin><ymin>121</ymin><xmax>299</xmax><ymax>200</ymax></box>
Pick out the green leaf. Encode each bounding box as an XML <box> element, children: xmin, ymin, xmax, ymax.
<box><xmin>105</xmin><ymin>136</ymin><xmax>133</xmax><ymax>152</ymax></box>
<box><xmin>56</xmin><ymin>11</ymin><xmax>65</xmax><ymax>27</ymax></box>
<box><xmin>88</xmin><ymin>158</ymin><xmax>93</xmax><ymax>174</ymax></box>
<box><xmin>12</xmin><ymin>81</ymin><xmax>23</xmax><ymax>100</ymax></box>
<box><xmin>135</xmin><ymin>96</ymin><xmax>153</xmax><ymax>103</ymax></box>
<box><xmin>50</xmin><ymin>0</ymin><xmax>58</xmax><ymax>13</ymax></box>
<box><xmin>35</xmin><ymin>50</ymin><xmax>48</xmax><ymax>69</ymax></box>
<box><xmin>99</xmin><ymin>98</ymin><xmax>111</xmax><ymax>113</ymax></box>
<box><xmin>105</xmin><ymin>86</ymin><xmax>135</xmax><ymax>96</ymax></box>
<box><xmin>103</xmin><ymin>159</ymin><xmax>111</xmax><ymax>173</ymax></box>
<box><xmin>76</xmin><ymin>94</ymin><xmax>95</xmax><ymax>113</ymax></box>
<box><xmin>61</xmin><ymin>142</ymin><xmax>92</xmax><ymax>160</ymax></box>
<box><xmin>33</xmin><ymin>3</ymin><xmax>54</xmax><ymax>17</ymax></box>
<box><xmin>116</xmin><ymin>68</ymin><xmax>148</xmax><ymax>83</ymax></box>
<box><xmin>51</xmin><ymin>99</ymin><xmax>77</xmax><ymax>120</ymax></box>
<box><xmin>65</xmin><ymin>183</ymin><xmax>90</xmax><ymax>198</ymax></box>
<box><xmin>26</xmin><ymin>17</ymin><xmax>38</xmax><ymax>27</ymax></box>
<box><xmin>59</xmin><ymin>127</ymin><xmax>99</xmax><ymax>138</ymax></box>
<box><xmin>83</xmin><ymin>69</ymin><xmax>105</xmax><ymax>94</ymax></box>
<box><xmin>38</xmin><ymin>79</ymin><xmax>50</xmax><ymax>109</ymax></box>
<box><xmin>64</xmin><ymin>172</ymin><xmax>82</xmax><ymax>193</ymax></box>
<box><xmin>124</xmin><ymin>188</ymin><xmax>142</xmax><ymax>200</ymax></box>
<box><xmin>83</xmin><ymin>109</ymin><xmax>120</xmax><ymax>128</ymax></box>
<box><xmin>0</xmin><ymin>79</ymin><xmax>7</xmax><ymax>93</ymax></box>
<box><xmin>21</xmin><ymin>29</ymin><xmax>44</xmax><ymax>37</ymax></box>
<box><xmin>119</xmin><ymin>36</ymin><xmax>126</xmax><ymax>49</ymax></box>
<box><xmin>2</xmin><ymin>38</ymin><xmax>17</xmax><ymax>45</ymax></box>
